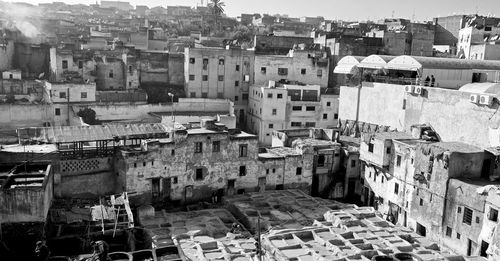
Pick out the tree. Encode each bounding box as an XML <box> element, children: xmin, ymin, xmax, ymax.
<box><xmin>77</xmin><ymin>108</ymin><xmax>100</xmax><ymax>125</ymax></box>
<box><xmin>208</xmin><ymin>0</ymin><xmax>225</xmax><ymax>31</ymax></box>
<box><xmin>233</xmin><ymin>25</ymin><xmax>254</xmax><ymax>44</ymax></box>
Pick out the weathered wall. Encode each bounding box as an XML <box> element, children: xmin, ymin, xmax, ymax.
<box><xmin>96</xmin><ymin>60</ymin><xmax>125</xmax><ymax>90</ymax></box>
<box><xmin>0</xmin><ymin>40</ymin><xmax>15</xmax><ymax>71</ymax></box>
<box><xmin>0</xmin><ymin>104</ymin><xmax>54</xmax><ymax>130</ymax></box>
<box><xmin>339</xmin><ymin>83</ymin><xmax>406</xmax><ymax>131</ymax></box>
<box><xmin>405</xmin><ymin>87</ymin><xmax>500</xmax><ymax>148</ymax></box>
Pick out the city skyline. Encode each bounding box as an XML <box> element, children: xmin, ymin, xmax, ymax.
<box><xmin>7</xmin><ymin>0</ymin><xmax>500</xmax><ymax>21</ymax></box>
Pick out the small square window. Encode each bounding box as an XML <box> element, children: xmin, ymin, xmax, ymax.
<box><xmin>266</xmin><ymin>169</ymin><xmax>269</xmax><ymax>174</ymax></box>
<box><xmin>272</xmin><ymin>109</ymin><xmax>277</xmax><ymax>115</ymax></box>
<box><xmin>194</xmin><ymin>142</ymin><xmax>203</xmax><ymax>153</ymax></box>
<box><xmin>489</xmin><ymin>208</ymin><xmax>499</xmax><ymax>222</ymax></box>
<box><xmin>296</xmin><ymin>167</ymin><xmax>302</xmax><ymax>175</ymax></box>
<box><xmin>305</xmin><ymin>122</ymin><xmax>316</xmax><ymax>127</ymax></box>
<box><xmin>368</xmin><ymin>143</ymin><xmax>374</xmax><ymax>153</ymax></box>
<box><xmin>235</xmin><ymin>96</ymin><xmax>239</xmax><ymax>101</ymax></box>
<box><xmin>456</xmin><ymin>233</ymin><xmax>461</xmax><ymax>239</ymax></box>
<box><xmin>78</xmin><ymin>60</ymin><xmax>83</xmax><ymax>69</ymax></box>
<box><xmin>239</xmin><ymin>144</ymin><xmax>248</xmax><ymax>157</ymax></box>
<box><xmin>446</xmin><ymin>227</ymin><xmax>452</xmax><ymax>237</ymax></box>
<box><xmin>323</xmin><ymin>114</ymin><xmax>328</xmax><ymax>119</ymax></box>
<box><xmin>171</xmin><ymin>149</ymin><xmax>175</xmax><ymax>155</ymax></box>
<box><xmin>217</xmin><ymin>92</ymin><xmax>224</xmax><ymax>99</ymax></box>
<box><xmin>272</xmin><ymin>168</ymin><xmax>276</xmax><ymax>173</ymax></box>
<box><xmin>109</xmin><ymin>70</ymin><xmax>114</xmax><ymax>78</ymax></box>
<box><xmin>81</xmin><ymin>92</ymin><xmax>87</xmax><ymax>99</ymax></box>
<box><xmin>326</xmin><ymin>102</ymin><xmax>331</xmax><ymax>106</ymax></box>
<box><xmin>202</xmin><ymin>92</ymin><xmax>208</xmax><ymax>98</ymax></box>
<box><xmin>189</xmin><ymin>75</ymin><xmax>195</xmax><ymax>81</ymax></box>
<box><xmin>419</xmin><ymin>198</ymin><xmax>423</xmax><ymax>206</ymax></box>
<box><xmin>268</xmin><ymin>124</ymin><xmax>273</xmax><ymax>129</ymax></box>
<box><xmin>277</xmin><ymin>94</ymin><xmax>283</xmax><ymax>99</ymax></box>
<box><xmin>386</xmin><ymin>147</ymin><xmax>391</xmax><ymax>154</ymax></box>
<box><xmin>235</xmin><ymin>81</ymin><xmax>239</xmax><ymax>87</ymax></box>
<box><xmin>190</xmin><ymin>92</ymin><xmax>196</xmax><ymax>98</ymax></box>
<box><xmin>62</xmin><ymin>60</ymin><xmax>68</xmax><ymax>69</ymax></box>
<box><xmin>317</xmin><ymin>69</ymin><xmax>323</xmax><ymax>77</ymax></box>
<box><xmin>267</xmin><ymin>93</ymin><xmax>273</xmax><ymax>98</ymax></box>
<box><xmin>202</xmin><ymin>58</ymin><xmax>208</xmax><ymax>70</ymax></box>
<box><xmin>278</xmin><ymin>68</ymin><xmax>288</xmax><ymax>75</ymax></box>
<box><xmin>202</xmin><ymin>75</ymin><xmax>208</xmax><ymax>81</ymax></box>
<box><xmin>59</xmin><ymin>92</ymin><xmax>66</xmax><ymax>99</ymax></box>
<box><xmin>189</xmin><ymin>58</ymin><xmax>195</xmax><ymax>64</ymax></box>
<box><xmin>306</xmin><ymin>106</ymin><xmax>315</xmax><ymax>111</ymax></box>
<box><xmin>396</xmin><ymin>155</ymin><xmax>402</xmax><ymax>167</ymax></box>
<box><xmin>218</xmin><ymin>58</ymin><xmax>225</xmax><ymax>65</ymax></box>
<box><xmin>261</xmin><ymin>67</ymin><xmax>266</xmax><ymax>74</ymax></box>
<box><xmin>218</xmin><ymin>75</ymin><xmax>224</xmax><ymax>81</ymax></box>
<box><xmin>55</xmin><ymin>108</ymin><xmax>61</xmax><ymax>115</ymax></box>
<box><xmin>133</xmin><ymin>163</ymin><xmax>137</xmax><ymax>168</ymax></box>
<box><xmin>292</xmin><ymin>106</ymin><xmax>302</xmax><ymax>111</ymax></box>
<box><xmin>173</xmin><ymin>177</ymin><xmax>178</xmax><ymax>184</ymax></box>
<box><xmin>301</xmin><ymin>68</ymin><xmax>306</xmax><ymax>75</ymax></box>
<box><xmin>351</xmin><ymin>160</ymin><xmax>356</xmax><ymax>167</ymax></box>
<box><xmin>394</xmin><ymin>183</ymin><xmax>399</xmax><ymax>194</ymax></box>
<box><xmin>235</xmin><ymin>65</ymin><xmax>240</xmax><ymax>71</ymax></box>
<box><xmin>242</xmin><ymin>94</ymin><xmax>249</xmax><ymax>100</ymax></box>
<box><xmin>334</xmin><ymin>113</ymin><xmax>339</xmax><ymax>119</ymax></box>
<box><xmin>213</xmin><ymin>141</ymin><xmax>220</xmax><ymax>152</ymax></box>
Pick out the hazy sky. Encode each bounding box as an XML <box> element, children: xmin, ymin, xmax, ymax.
<box><xmin>9</xmin><ymin>0</ymin><xmax>500</xmax><ymax>21</ymax></box>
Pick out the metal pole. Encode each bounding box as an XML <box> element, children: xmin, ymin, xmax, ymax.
<box><xmin>257</xmin><ymin>217</ymin><xmax>262</xmax><ymax>261</ymax></box>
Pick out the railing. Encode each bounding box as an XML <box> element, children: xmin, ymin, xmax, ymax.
<box><xmin>364</xmin><ymin>76</ymin><xmax>419</xmax><ymax>86</ymax></box>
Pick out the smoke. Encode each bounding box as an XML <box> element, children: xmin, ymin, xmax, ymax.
<box><xmin>0</xmin><ymin>1</ymin><xmax>43</xmax><ymax>38</ymax></box>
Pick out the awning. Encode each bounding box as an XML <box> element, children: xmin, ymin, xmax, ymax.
<box><xmin>333</xmin><ymin>64</ymin><xmax>359</xmax><ymax>74</ymax></box>
<box><xmin>358</xmin><ymin>55</ymin><xmax>395</xmax><ymax>70</ymax></box>
<box><xmin>386</xmin><ymin>55</ymin><xmax>422</xmax><ymax>71</ymax></box>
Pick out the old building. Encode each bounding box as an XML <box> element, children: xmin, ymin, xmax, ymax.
<box><xmin>254</xmin><ymin>46</ymin><xmax>329</xmax><ymax>88</ymax></box>
<box><xmin>253</xmin><ymin>35</ymin><xmax>314</xmax><ymax>55</ymax></box>
<box><xmin>184</xmin><ymin>47</ymin><xmax>254</xmax><ymax>127</ymax></box>
<box><xmin>458</xmin><ymin>26</ymin><xmax>500</xmax><ymax>59</ymax></box>
<box><xmin>247</xmin><ymin>81</ymin><xmax>338</xmax><ymax>145</ymax></box>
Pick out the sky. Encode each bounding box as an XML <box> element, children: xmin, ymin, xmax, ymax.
<box><xmin>8</xmin><ymin>0</ymin><xmax>500</xmax><ymax>21</ymax></box>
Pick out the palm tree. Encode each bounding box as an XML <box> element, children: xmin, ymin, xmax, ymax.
<box><xmin>208</xmin><ymin>0</ymin><xmax>225</xmax><ymax>31</ymax></box>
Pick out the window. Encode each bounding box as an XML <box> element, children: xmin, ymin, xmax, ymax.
<box><xmin>267</xmin><ymin>93</ymin><xmax>273</xmax><ymax>98</ymax></box>
<box><xmin>266</xmin><ymin>169</ymin><xmax>269</xmax><ymax>174</ymax></box>
<box><xmin>458</xmin><ymin>207</ymin><xmax>461</xmax><ymax>213</ymax></box>
<box><xmin>317</xmin><ymin>155</ymin><xmax>325</xmax><ymax>167</ymax></box>
<box><xmin>129</xmin><ymin>82</ymin><xmax>132</xmax><ymax>87</ymax></box>
<box><xmin>55</xmin><ymin>108</ymin><xmax>61</xmax><ymax>116</ymax></box>
<box><xmin>143</xmin><ymin>162</ymin><xmax>146</xmax><ymax>167</ymax></box>
<box><xmin>296</xmin><ymin>167</ymin><xmax>302</xmax><ymax>175</ymax></box>
<box><xmin>218</xmin><ymin>58</ymin><xmax>225</xmax><ymax>65</ymax></box>
<box><xmin>151</xmin><ymin>160</ymin><xmax>154</xmax><ymax>166</ymax></box>
<box><xmin>394</xmin><ymin>183</ymin><xmax>399</xmax><ymax>195</ymax></box>
<box><xmin>217</xmin><ymin>92</ymin><xmax>224</xmax><ymax>99</ymax></box>
<box><xmin>196</xmin><ymin>168</ymin><xmax>203</xmax><ymax>180</ymax></box>
<box><xmin>218</xmin><ymin>75</ymin><xmax>224</xmax><ymax>81</ymax></box>
<box><xmin>277</xmin><ymin>94</ymin><xmax>283</xmax><ymax>99</ymax></box>
<box><xmin>489</xmin><ymin>208</ymin><xmax>499</xmax><ymax>222</ymax></box>
<box><xmin>273</xmin><ymin>168</ymin><xmax>276</xmax><ymax>173</ymax></box>
<box><xmin>291</xmin><ymin>122</ymin><xmax>301</xmax><ymax>127</ymax></box>
<box><xmin>368</xmin><ymin>143</ymin><xmax>374</xmax><ymax>153</ymax></box>
<box><xmin>171</xmin><ymin>149</ymin><xmax>175</xmax><ymax>155</ymax></box>
<box><xmin>202</xmin><ymin>92</ymin><xmax>208</xmax><ymax>98</ymax></box>
<box><xmin>62</xmin><ymin>60</ymin><xmax>68</xmax><ymax>69</ymax></box>
<box><xmin>239</xmin><ymin>165</ymin><xmax>246</xmax><ymax>176</ymax></box>
<box><xmin>386</xmin><ymin>147</ymin><xmax>391</xmax><ymax>154</ymax></box>
<box><xmin>189</xmin><ymin>75</ymin><xmax>195</xmax><ymax>81</ymax></box>
<box><xmin>172</xmin><ymin>177</ymin><xmax>178</xmax><ymax>184</ymax></box>
<box><xmin>202</xmin><ymin>75</ymin><xmax>208</xmax><ymax>81</ymax></box>
<box><xmin>326</xmin><ymin>102</ymin><xmax>331</xmax><ymax>107</ymax></box>
<box><xmin>239</xmin><ymin>144</ymin><xmax>248</xmax><ymax>157</ymax></box>
<box><xmin>272</xmin><ymin>109</ymin><xmax>277</xmax><ymax>115</ymax></box>
<box><xmin>78</xmin><ymin>60</ymin><xmax>83</xmax><ymax>69</ymax></box>
<box><xmin>396</xmin><ymin>155</ymin><xmax>402</xmax><ymax>167</ymax></box>
<box><xmin>476</xmin><ymin>217</ymin><xmax>480</xmax><ymax>223</ymax></box>
<box><xmin>351</xmin><ymin>160</ymin><xmax>356</xmax><ymax>167</ymax></box>
<box><xmin>59</xmin><ymin>92</ymin><xmax>66</xmax><ymax>99</ymax></box>
<box><xmin>334</xmin><ymin>113</ymin><xmax>339</xmax><ymax>119</ymax></box>
<box><xmin>190</xmin><ymin>92</ymin><xmax>196</xmax><ymax>98</ymax></box>
<box><xmin>419</xmin><ymin>198</ymin><xmax>423</xmax><ymax>206</ymax></box>
<box><xmin>236</xmin><ymin>65</ymin><xmax>240</xmax><ymax>71</ymax></box>
<box><xmin>402</xmin><ymin>99</ymin><xmax>406</xmax><ymax>110</ymax></box>
<box><xmin>306</xmin><ymin>106</ymin><xmax>315</xmax><ymax>111</ymax></box>
<box><xmin>194</xmin><ymin>142</ymin><xmax>203</xmax><ymax>153</ymax></box>
<box><xmin>261</xmin><ymin>67</ymin><xmax>266</xmax><ymax>74</ymax></box>
<box><xmin>235</xmin><ymin>96</ymin><xmax>239</xmax><ymax>101</ymax></box>
<box><xmin>81</xmin><ymin>92</ymin><xmax>87</xmax><ymax>99</ymax></box>
<box><xmin>268</xmin><ymin>124</ymin><xmax>273</xmax><ymax>129</ymax></box>
<box><xmin>189</xmin><ymin>58</ymin><xmax>195</xmax><ymax>64</ymax></box>
<box><xmin>323</xmin><ymin>114</ymin><xmax>328</xmax><ymax>119</ymax></box>
<box><xmin>463</xmin><ymin>207</ymin><xmax>473</xmax><ymax>225</ymax></box>
<box><xmin>446</xmin><ymin>227</ymin><xmax>452</xmax><ymax>237</ymax></box>
<box><xmin>457</xmin><ymin>233</ymin><xmax>461</xmax><ymax>239</ymax></box>
<box><xmin>109</xmin><ymin>69</ymin><xmax>114</xmax><ymax>78</ymax></box>
<box><xmin>292</xmin><ymin>106</ymin><xmax>302</xmax><ymax>111</ymax></box>
<box><xmin>9</xmin><ymin>74</ymin><xmax>12</xmax><ymax>79</ymax></box>
<box><xmin>278</xmin><ymin>68</ymin><xmax>288</xmax><ymax>75</ymax></box>
<box><xmin>301</xmin><ymin>68</ymin><xmax>306</xmax><ymax>75</ymax></box>
<box><xmin>202</xmin><ymin>58</ymin><xmax>208</xmax><ymax>70</ymax></box>
<box><xmin>235</xmin><ymin>81</ymin><xmax>239</xmax><ymax>87</ymax></box>
<box><xmin>305</xmin><ymin>122</ymin><xmax>316</xmax><ymax>127</ymax></box>
<box><xmin>213</xmin><ymin>141</ymin><xmax>220</xmax><ymax>152</ymax></box>
<box><xmin>128</xmin><ymin>65</ymin><xmax>133</xmax><ymax>73</ymax></box>
<box><xmin>317</xmin><ymin>69</ymin><xmax>323</xmax><ymax>77</ymax></box>
<box><xmin>134</xmin><ymin>163</ymin><xmax>137</xmax><ymax>168</ymax></box>
<box><xmin>242</xmin><ymin>94</ymin><xmax>249</xmax><ymax>100</ymax></box>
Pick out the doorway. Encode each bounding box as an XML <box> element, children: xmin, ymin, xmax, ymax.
<box><xmin>480</xmin><ymin>240</ymin><xmax>489</xmax><ymax>257</ymax></box>
<box><xmin>162</xmin><ymin>178</ymin><xmax>171</xmax><ymax>200</ymax></box>
<box><xmin>482</xmin><ymin>159</ymin><xmax>491</xmax><ymax>179</ymax></box>
<box><xmin>347</xmin><ymin>178</ymin><xmax>356</xmax><ymax>198</ymax></box>
<box><xmin>227</xmin><ymin>179</ymin><xmax>235</xmax><ymax>196</ymax></box>
<box><xmin>258</xmin><ymin>177</ymin><xmax>266</xmax><ymax>192</ymax></box>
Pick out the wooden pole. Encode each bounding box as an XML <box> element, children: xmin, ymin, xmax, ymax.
<box><xmin>113</xmin><ymin>206</ymin><xmax>120</xmax><ymax>238</ymax></box>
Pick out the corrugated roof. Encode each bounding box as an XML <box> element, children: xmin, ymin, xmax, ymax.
<box><xmin>17</xmin><ymin>123</ymin><xmax>172</xmax><ymax>143</ymax></box>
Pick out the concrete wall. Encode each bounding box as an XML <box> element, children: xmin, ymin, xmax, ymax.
<box><xmin>0</xmin><ymin>104</ymin><xmax>54</xmax><ymax>131</ymax></box>
<box><xmin>339</xmin><ymin>83</ymin><xmax>406</xmax><ymax>131</ymax></box>
<box><xmin>0</xmin><ymin>40</ymin><xmax>15</xmax><ymax>71</ymax></box>
<box><xmin>96</xmin><ymin>60</ymin><xmax>125</xmax><ymax>90</ymax></box>
<box><xmin>51</xmin><ymin>83</ymin><xmax>96</xmax><ymax>103</ymax></box>
<box><xmin>470</xmin><ymin>44</ymin><xmax>500</xmax><ymax>60</ymax></box>
<box><xmin>76</xmin><ymin>98</ymin><xmax>233</xmax><ymax>122</ymax></box>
